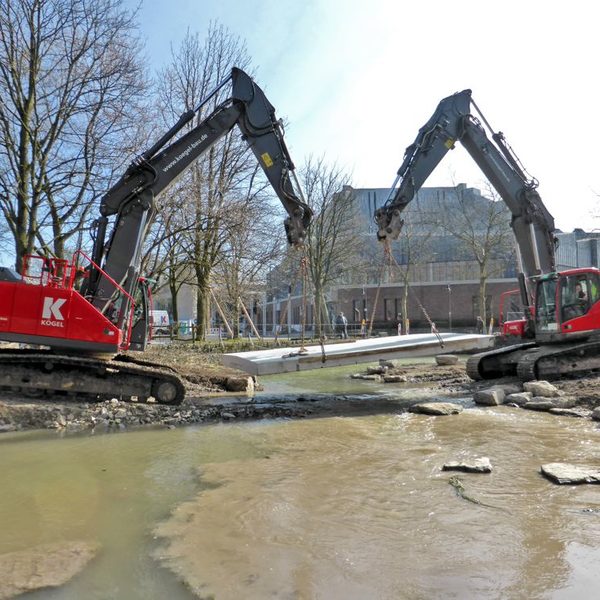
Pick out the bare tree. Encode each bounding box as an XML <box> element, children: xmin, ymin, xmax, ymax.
<box><xmin>214</xmin><ymin>175</ymin><xmax>285</xmax><ymax>336</ymax></box>
<box><xmin>156</xmin><ymin>24</ymin><xmax>268</xmax><ymax>340</ymax></box>
<box><xmin>388</xmin><ymin>200</ymin><xmax>435</xmax><ymax>333</ymax></box>
<box><xmin>434</xmin><ymin>183</ymin><xmax>514</xmax><ymax>323</ymax></box>
<box><xmin>140</xmin><ymin>188</ymin><xmax>197</xmax><ymax>325</ymax></box>
<box><xmin>301</xmin><ymin>156</ymin><xmax>358</xmax><ymax>337</ymax></box>
<box><xmin>0</xmin><ymin>0</ymin><xmax>146</xmax><ymax>271</ymax></box>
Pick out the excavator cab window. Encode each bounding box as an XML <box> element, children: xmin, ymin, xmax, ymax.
<box><xmin>560</xmin><ymin>275</ymin><xmax>593</xmax><ymax>322</ymax></box>
<box><xmin>535</xmin><ymin>278</ymin><xmax>558</xmax><ymax>332</ymax></box>
<box><xmin>129</xmin><ymin>278</ymin><xmax>151</xmax><ymax>351</ymax></box>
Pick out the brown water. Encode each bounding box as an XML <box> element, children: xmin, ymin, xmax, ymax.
<box><xmin>0</xmin><ymin>371</ymin><xmax>599</xmax><ymax>599</ymax></box>
<box><xmin>258</xmin><ymin>358</ymin><xmax>438</xmax><ymax>396</ymax></box>
<box><xmin>155</xmin><ymin>409</ymin><xmax>600</xmax><ymax>600</ymax></box>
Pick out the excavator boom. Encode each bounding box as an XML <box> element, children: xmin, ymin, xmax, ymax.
<box><xmin>375</xmin><ymin>89</ymin><xmax>556</xmax><ymax>281</ymax></box>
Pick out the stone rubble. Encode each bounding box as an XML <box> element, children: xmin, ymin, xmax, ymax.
<box><xmin>541</xmin><ymin>463</ymin><xmax>600</xmax><ymax>485</ymax></box>
<box><xmin>382</xmin><ymin>374</ymin><xmax>408</xmax><ymax>383</ymax></box>
<box><xmin>473</xmin><ymin>387</ymin><xmax>505</xmax><ymax>406</ymax></box>
<box><xmin>523</xmin><ymin>380</ymin><xmax>562</xmax><ymax>398</ymax></box>
<box><xmin>409</xmin><ymin>402</ymin><xmax>464</xmax><ymax>416</ymax></box>
<box><xmin>379</xmin><ymin>359</ymin><xmax>396</xmax><ymax>369</ymax></box>
<box><xmin>504</xmin><ymin>391</ymin><xmax>533</xmax><ymax>406</ymax></box>
<box><xmin>2</xmin><ymin>358</ymin><xmax>600</xmax><ymax>434</ymax></box>
<box><xmin>350</xmin><ymin>373</ymin><xmax>382</xmax><ymax>381</ymax></box>
<box><xmin>522</xmin><ymin>397</ymin><xmax>576</xmax><ymax>411</ymax></box>
<box><xmin>0</xmin><ymin>397</ymin><xmax>306</xmax><ymax>434</ymax></box>
<box><xmin>549</xmin><ymin>407</ymin><xmax>593</xmax><ymax>418</ymax></box>
<box><xmin>442</xmin><ymin>457</ymin><xmax>493</xmax><ymax>473</ymax></box>
<box><xmin>435</xmin><ymin>354</ymin><xmax>459</xmax><ymax>366</ymax></box>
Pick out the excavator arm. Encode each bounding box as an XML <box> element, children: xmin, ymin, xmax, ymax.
<box><xmin>374</xmin><ymin>89</ymin><xmax>556</xmax><ymax>281</ymax></box>
<box><xmin>87</xmin><ymin>68</ymin><xmax>312</xmax><ymax>319</ymax></box>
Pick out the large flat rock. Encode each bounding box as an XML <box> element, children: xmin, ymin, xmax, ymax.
<box><xmin>223</xmin><ymin>333</ymin><xmax>493</xmax><ymax>376</ymax></box>
<box><xmin>409</xmin><ymin>402</ymin><xmax>464</xmax><ymax>416</ymax></box>
<box><xmin>0</xmin><ymin>540</ymin><xmax>99</xmax><ymax>599</ymax></box>
<box><xmin>540</xmin><ymin>463</ymin><xmax>600</xmax><ymax>485</ymax></box>
<box><xmin>442</xmin><ymin>457</ymin><xmax>492</xmax><ymax>473</ymax></box>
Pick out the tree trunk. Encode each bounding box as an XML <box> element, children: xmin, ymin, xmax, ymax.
<box><xmin>169</xmin><ymin>280</ymin><xmax>179</xmax><ymax>325</ymax></box>
<box><xmin>194</xmin><ymin>283</ymin><xmax>210</xmax><ymax>341</ymax></box>
<box><xmin>313</xmin><ymin>283</ymin><xmax>331</xmax><ymax>338</ymax></box>
<box><xmin>234</xmin><ymin>296</ymin><xmax>241</xmax><ymax>337</ymax></box>
<box><xmin>402</xmin><ymin>284</ymin><xmax>409</xmax><ymax>334</ymax></box>
<box><xmin>479</xmin><ymin>273</ymin><xmax>487</xmax><ymax>326</ymax></box>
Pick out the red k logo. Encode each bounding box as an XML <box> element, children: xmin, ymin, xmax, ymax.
<box><xmin>42</xmin><ymin>297</ymin><xmax>66</xmax><ymax>320</ymax></box>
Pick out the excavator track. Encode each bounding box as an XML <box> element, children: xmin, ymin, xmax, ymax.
<box><xmin>466</xmin><ymin>342</ymin><xmax>537</xmax><ymax>380</ymax></box>
<box><xmin>0</xmin><ymin>349</ymin><xmax>185</xmax><ymax>405</ymax></box>
<box><xmin>516</xmin><ymin>341</ymin><xmax>600</xmax><ymax>381</ymax></box>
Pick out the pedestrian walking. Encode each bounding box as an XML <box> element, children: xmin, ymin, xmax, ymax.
<box><xmin>476</xmin><ymin>316</ymin><xmax>484</xmax><ymax>334</ymax></box>
<box><xmin>336</xmin><ymin>312</ymin><xmax>348</xmax><ymax>339</ymax></box>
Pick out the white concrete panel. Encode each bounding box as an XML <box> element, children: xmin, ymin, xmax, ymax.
<box><xmin>222</xmin><ymin>333</ymin><xmax>494</xmax><ymax>376</ymax></box>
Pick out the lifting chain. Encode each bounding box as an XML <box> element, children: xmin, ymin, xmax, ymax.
<box><xmin>368</xmin><ymin>241</ymin><xmax>392</xmax><ymax>337</ymax></box>
<box><xmin>275</xmin><ymin>248</ymin><xmax>311</xmax><ymax>355</ymax></box>
<box><xmin>299</xmin><ymin>252</ymin><xmax>309</xmax><ymax>354</ymax></box>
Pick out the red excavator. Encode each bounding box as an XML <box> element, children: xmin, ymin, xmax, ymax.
<box><xmin>375</xmin><ymin>89</ymin><xmax>600</xmax><ymax>381</ymax></box>
<box><xmin>0</xmin><ymin>68</ymin><xmax>312</xmax><ymax>404</ymax></box>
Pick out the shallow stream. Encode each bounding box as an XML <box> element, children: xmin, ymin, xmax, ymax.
<box><xmin>1</xmin><ymin>365</ymin><xmax>599</xmax><ymax>599</ymax></box>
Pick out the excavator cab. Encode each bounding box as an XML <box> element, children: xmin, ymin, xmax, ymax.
<box><xmin>534</xmin><ymin>269</ymin><xmax>600</xmax><ymax>341</ymax></box>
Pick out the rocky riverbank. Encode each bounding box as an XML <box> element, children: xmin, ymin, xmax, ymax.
<box><xmin>2</xmin><ymin>350</ymin><xmax>600</xmax><ymax>434</ymax></box>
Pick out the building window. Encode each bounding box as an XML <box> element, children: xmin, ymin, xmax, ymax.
<box><xmin>383</xmin><ymin>298</ymin><xmax>392</xmax><ymax>321</ymax></box>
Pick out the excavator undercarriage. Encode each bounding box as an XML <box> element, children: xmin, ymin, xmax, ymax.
<box><xmin>0</xmin><ymin>349</ymin><xmax>185</xmax><ymax>405</ymax></box>
<box><xmin>466</xmin><ymin>338</ymin><xmax>600</xmax><ymax>382</ymax></box>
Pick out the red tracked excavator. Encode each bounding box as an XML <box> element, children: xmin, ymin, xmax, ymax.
<box><xmin>0</xmin><ymin>68</ymin><xmax>312</xmax><ymax>404</ymax></box>
<box><xmin>375</xmin><ymin>89</ymin><xmax>600</xmax><ymax>381</ymax></box>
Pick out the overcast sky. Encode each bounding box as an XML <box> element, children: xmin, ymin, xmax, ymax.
<box><xmin>133</xmin><ymin>0</ymin><xmax>599</xmax><ymax>232</ymax></box>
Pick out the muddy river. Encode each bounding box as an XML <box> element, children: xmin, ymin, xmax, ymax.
<box><xmin>0</xmin><ymin>367</ymin><xmax>599</xmax><ymax>599</ymax></box>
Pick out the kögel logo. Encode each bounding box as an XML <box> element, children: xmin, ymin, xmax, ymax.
<box><xmin>41</xmin><ymin>297</ymin><xmax>66</xmax><ymax>327</ymax></box>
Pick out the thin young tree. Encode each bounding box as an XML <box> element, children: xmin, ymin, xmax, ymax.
<box><xmin>214</xmin><ymin>173</ymin><xmax>285</xmax><ymax>336</ymax></box>
<box><xmin>140</xmin><ymin>188</ymin><xmax>197</xmax><ymax>326</ymax></box>
<box><xmin>301</xmin><ymin>156</ymin><xmax>358</xmax><ymax>337</ymax></box>
<box><xmin>389</xmin><ymin>198</ymin><xmax>435</xmax><ymax>333</ymax></box>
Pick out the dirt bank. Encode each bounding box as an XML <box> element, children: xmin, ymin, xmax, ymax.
<box><xmin>1</xmin><ymin>348</ymin><xmax>600</xmax><ymax>434</ymax></box>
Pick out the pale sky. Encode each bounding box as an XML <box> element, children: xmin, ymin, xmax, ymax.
<box><xmin>134</xmin><ymin>0</ymin><xmax>600</xmax><ymax>232</ymax></box>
